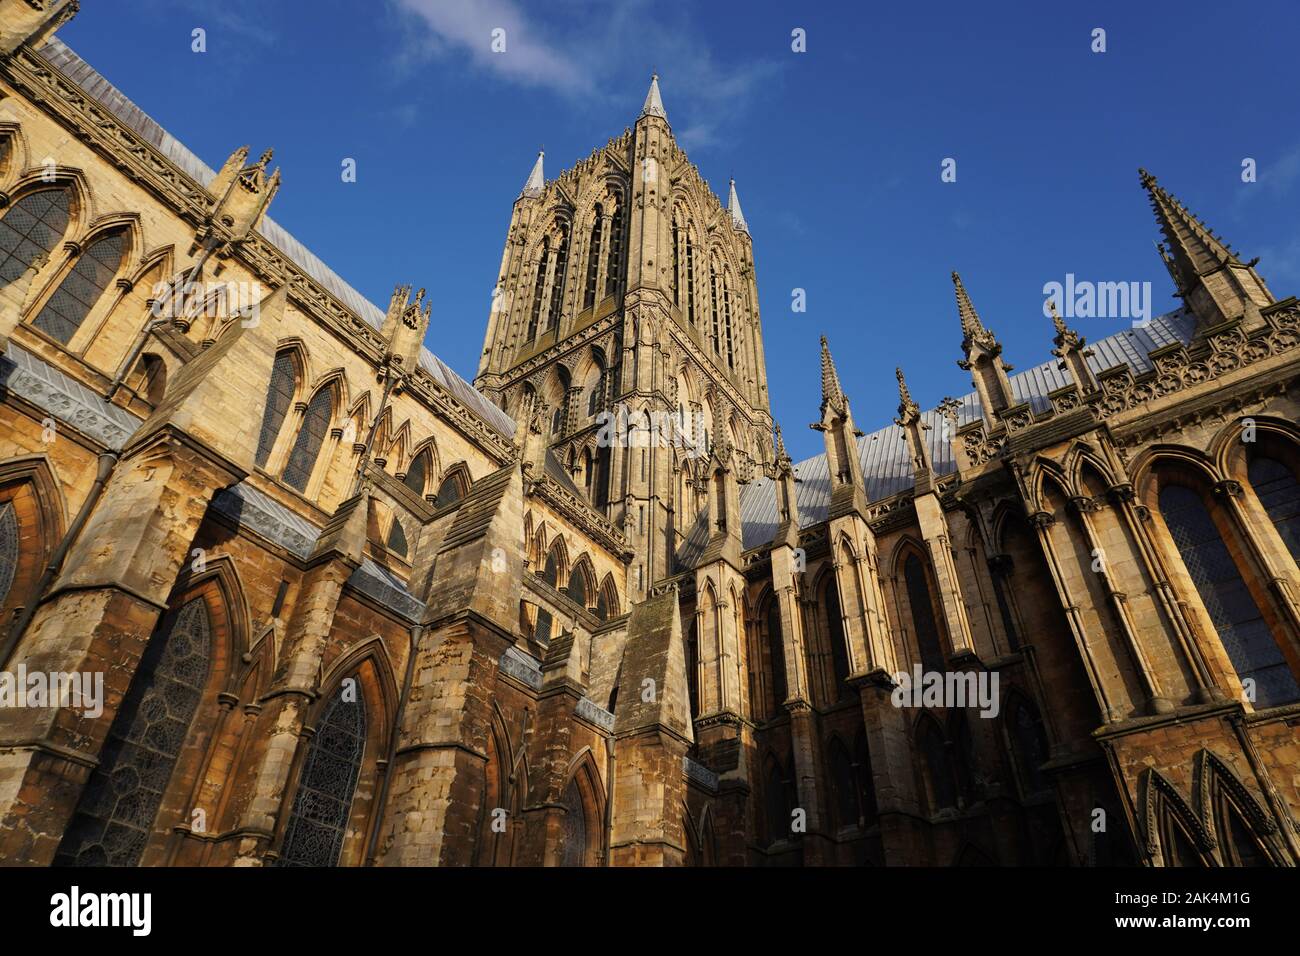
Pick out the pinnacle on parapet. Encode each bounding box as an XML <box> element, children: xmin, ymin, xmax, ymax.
<box><xmin>952</xmin><ymin>271</ymin><xmax>998</xmax><ymax>354</ymax></box>
<box><xmin>773</xmin><ymin>423</ymin><xmax>790</xmax><ymax>463</ymax></box>
<box><xmin>521</xmin><ymin>149</ymin><xmax>545</xmax><ymax>198</ymax></box>
<box><xmin>640</xmin><ymin>72</ymin><xmax>668</xmax><ymax>121</ymax></box>
<box><xmin>895</xmin><ymin>366</ymin><xmax>919</xmax><ymax>418</ymax></box>
<box><xmin>1047</xmin><ymin>298</ymin><xmax>1067</xmax><ymax>336</ymax></box>
<box><xmin>727</xmin><ymin>178</ymin><xmax>749</xmax><ymax>234</ymax></box>
<box><xmin>819</xmin><ymin>335</ymin><xmax>846</xmax><ymax>411</ymax></box>
<box><xmin>1138</xmin><ymin>167</ymin><xmax>1242</xmax><ymax>280</ymax></box>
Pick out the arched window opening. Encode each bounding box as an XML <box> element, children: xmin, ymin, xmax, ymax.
<box><xmin>708</xmin><ymin>262</ymin><xmax>720</xmax><ymax>353</ymax></box>
<box><xmin>566</xmin><ymin>565</ymin><xmax>589</xmax><ymax>607</ymax></box>
<box><xmin>0</xmin><ymin>500</ymin><xmax>18</xmax><ymax>608</ymax></box>
<box><xmin>282</xmin><ymin>386</ymin><xmax>333</xmax><ymax>493</ymax></box>
<box><xmin>854</xmin><ymin>732</ymin><xmax>878</xmax><ymax>825</ymax></box>
<box><xmin>830</xmin><ymin>741</ymin><xmax>860</xmax><ymax>828</ymax></box>
<box><xmin>722</xmin><ymin>277</ymin><xmax>734</xmax><ymax>369</ymax></box>
<box><xmin>127</xmin><ymin>352</ymin><xmax>167</xmax><ymax>406</ymax></box>
<box><xmin>32</xmin><ymin>229</ymin><xmax>126</xmax><ymax>345</ymax></box>
<box><xmin>525</xmin><ymin>237</ymin><xmax>548</xmax><ymax>342</ymax></box>
<box><xmin>559</xmin><ymin>777</ymin><xmax>587</xmax><ymax>866</ymax></box>
<box><xmin>671</xmin><ymin>216</ymin><xmax>680</xmax><ymax>305</ymax></box>
<box><xmin>919</xmin><ymin>719</ymin><xmax>957</xmax><ymax>813</ymax></box>
<box><xmin>824</xmin><ymin>578</ymin><xmax>851</xmax><ymax>699</ymax></box>
<box><xmin>685</xmin><ymin>233</ymin><xmax>697</xmax><ymax>327</ymax></box>
<box><xmin>765</xmin><ymin>598</ymin><xmax>787</xmax><ymax>717</ymax></box>
<box><xmin>551</xmin><ymin>405</ymin><xmax>563</xmax><ymax>436</ymax></box>
<box><xmin>1159</xmin><ymin>483</ymin><xmax>1300</xmax><ymax>707</ymax></box>
<box><xmin>534</xmin><ymin>607</ymin><xmax>553</xmax><ymax>644</ymax></box>
<box><xmin>1220</xmin><ymin>799</ymin><xmax>1269</xmax><ymax>866</ymax></box>
<box><xmin>540</xmin><ymin>548</ymin><xmax>560</xmax><ymax>588</ymax></box>
<box><xmin>55</xmin><ymin>596</ymin><xmax>212</xmax><ymax>866</ymax></box>
<box><xmin>256</xmin><ymin>351</ymin><xmax>298</xmax><ymax>468</ymax></box>
<box><xmin>277</xmin><ymin>684</ymin><xmax>367</xmax><ymax>867</ymax></box>
<box><xmin>385</xmin><ymin>518</ymin><xmax>408</xmax><ymax>558</ymax></box>
<box><xmin>403</xmin><ymin>450</ymin><xmax>429</xmax><ymax>497</ymax></box>
<box><xmin>584</xmin><ymin>204</ymin><xmax>603</xmax><ymax>309</ymax></box>
<box><xmin>545</xmin><ymin>225</ymin><xmax>569</xmax><ymax>332</ymax></box>
<box><xmin>603</xmin><ymin>202</ymin><xmax>623</xmax><ymax>299</ymax></box>
<box><xmin>0</xmin><ymin>187</ymin><xmax>70</xmax><ymax>288</ymax></box>
<box><xmin>904</xmin><ymin>553</ymin><xmax>947</xmax><ymax>672</ymax></box>
<box><xmin>951</xmin><ymin>713</ymin><xmax>979</xmax><ymax>806</ymax></box>
<box><xmin>434</xmin><ymin>469</ymin><xmax>467</xmax><ymax>508</ymax></box>
<box><xmin>1008</xmin><ymin>698</ymin><xmax>1050</xmax><ymax>796</ymax></box>
<box><xmin>685</xmin><ymin>618</ymin><xmax>699</xmax><ymax>719</ymax></box>
<box><xmin>1248</xmin><ymin>456</ymin><xmax>1300</xmax><ymax>564</ymax></box>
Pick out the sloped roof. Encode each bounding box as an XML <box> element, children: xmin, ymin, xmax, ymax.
<box><xmin>738</xmin><ymin>308</ymin><xmax>1198</xmax><ymax>549</ymax></box>
<box><xmin>41</xmin><ymin>38</ymin><xmax>514</xmax><ymax>440</ymax></box>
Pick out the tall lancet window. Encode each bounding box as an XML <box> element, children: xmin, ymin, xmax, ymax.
<box><xmin>277</xmin><ymin>685</ymin><xmax>367</xmax><ymax>867</ymax></box>
<box><xmin>1248</xmin><ymin>456</ymin><xmax>1300</xmax><ymax>564</ymax></box>
<box><xmin>283</xmin><ymin>386</ymin><xmax>333</xmax><ymax>493</ymax></box>
<box><xmin>32</xmin><ymin>229</ymin><xmax>126</xmax><ymax>345</ymax></box>
<box><xmin>0</xmin><ymin>187</ymin><xmax>70</xmax><ymax>287</ymax></box>
<box><xmin>685</xmin><ymin>233</ymin><xmax>697</xmax><ymax>327</ymax></box>
<box><xmin>584</xmin><ymin>204</ymin><xmax>603</xmax><ymax>309</ymax></box>
<box><xmin>671</xmin><ymin>215</ymin><xmax>681</xmax><ymax>306</ymax></box>
<box><xmin>256</xmin><ymin>351</ymin><xmax>297</xmax><ymax>468</ymax></box>
<box><xmin>604</xmin><ymin>201</ymin><xmax>623</xmax><ymax>299</ymax></box>
<box><xmin>55</xmin><ymin>597</ymin><xmax>212</xmax><ymax>867</ymax></box>
<box><xmin>709</xmin><ymin>262</ymin><xmax>720</xmax><ymax>353</ymax></box>
<box><xmin>722</xmin><ymin>273</ymin><xmax>735</xmax><ymax>369</ymax></box>
<box><xmin>1159</xmin><ymin>484</ymin><xmax>1300</xmax><ymax>708</ymax></box>
<box><xmin>545</xmin><ymin>225</ymin><xmax>569</xmax><ymax>332</ymax></box>
<box><xmin>526</xmin><ymin>237</ymin><xmax>549</xmax><ymax>342</ymax></box>
<box><xmin>0</xmin><ymin>501</ymin><xmax>17</xmax><ymax>608</ymax></box>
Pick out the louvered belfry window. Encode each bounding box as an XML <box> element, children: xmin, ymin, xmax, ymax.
<box><xmin>277</xmin><ymin>687</ymin><xmax>367</xmax><ymax>867</ymax></box>
<box><xmin>55</xmin><ymin>596</ymin><xmax>212</xmax><ymax>867</ymax></box>
<box><xmin>256</xmin><ymin>352</ymin><xmax>297</xmax><ymax>467</ymax></box>
<box><xmin>32</xmin><ymin>230</ymin><xmax>126</xmax><ymax>344</ymax></box>
<box><xmin>0</xmin><ymin>188</ymin><xmax>69</xmax><ymax>287</ymax></box>
<box><xmin>283</xmin><ymin>387</ymin><xmax>332</xmax><ymax>492</ymax></box>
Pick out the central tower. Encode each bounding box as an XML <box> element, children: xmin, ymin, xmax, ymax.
<box><xmin>475</xmin><ymin>76</ymin><xmax>773</xmax><ymax>601</ymax></box>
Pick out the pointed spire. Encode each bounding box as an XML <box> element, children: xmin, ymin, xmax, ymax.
<box><xmin>773</xmin><ymin>423</ymin><xmax>790</xmax><ymax>464</ymax></box>
<box><xmin>895</xmin><ymin>366</ymin><xmax>919</xmax><ymax>421</ymax></box>
<box><xmin>727</xmin><ymin>178</ymin><xmax>749</xmax><ymax>234</ymax></box>
<box><xmin>952</xmin><ymin>271</ymin><xmax>997</xmax><ymax>352</ymax></box>
<box><xmin>819</xmin><ymin>335</ymin><xmax>846</xmax><ymax>413</ymax></box>
<box><xmin>640</xmin><ymin>72</ymin><xmax>667</xmax><ymax>121</ymax></box>
<box><xmin>521</xmin><ymin>149</ymin><xmax>545</xmax><ymax>199</ymax></box>
<box><xmin>1139</xmin><ymin>167</ymin><xmax>1241</xmax><ymax>284</ymax></box>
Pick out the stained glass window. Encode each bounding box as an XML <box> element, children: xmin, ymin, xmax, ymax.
<box><xmin>434</xmin><ymin>471</ymin><xmax>465</xmax><ymax>508</ymax></box>
<box><xmin>403</xmin><ymin>451</ymin><xmax>428</xmax><ymax>497</ymax></box>
<box><xmin>534</xmin><ymin>607</ymin><xmax>552</xmax><ymax>644</ymax></box>
<box><xmin>1160</xmin><ymin>484</ymin><xmax>1300</xmax><ymax>707</ymax></box>
<box><xmin>566</xmin><ymin>568</ymin><xmax>588</xmax><ymax>607</ymax></box>
<box><xmin>1249</xmin><ymin>456</ymin><xmax>1300</xmax><ymax>564</ymax></box>
<box><xmin>256</xmin><ymin>352</ymin><xmax>296</xmax><ymax>468</ymax></box>
<box><xmin>55</xmin><ymin>596</ymin><xmax>212</xmax><ymax>867</ymax></box>
<box><xmin>559</xmin><ymin>778</ymin><xmax>587</xmax><ymax>866</ymax></box>
<box><xmin>0</xmin><ymin>501</ymin><xmax>18</xmax><ymax>607</ymax></box>
<box><xmin>277</xmin><ymin>686</ymin><xmax>366</xmax><ymax>867</ymax></box>
<box><xmin>0</xmin><ymin>188</ymin><xmax>69</xmax><ymax>287</ymax></box>
<box><xmin>283</xmin><ymin>387</ymin><xmax>333</xmax><ymax>492</ymax></box>
<box><xmin>824</xmin><ymin>578</ymin><xmax>850</xmax><ymax>698</ymax></box>
<box><xmin>31</xmin><ymin>230</ymin><xmax>125</xmax><ymax>345</ymax></box>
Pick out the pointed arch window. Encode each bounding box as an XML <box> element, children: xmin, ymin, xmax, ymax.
<box><xmin>824</xmin><ymin>578</ymin><xmax>851</xmax><ymax>699</ymax></box>
<box><xmin>721</xmin><ymin>274</ymin><xmax>735</xmax><ymax>369</ymax></box>
<box><xmin>566</xmin><ymin>565</ymin><xmax>589</xmax><ymax>607</ymax></box>
<box><xmin>854</xmin><ymin>731</ymin><xmax>878</xmax><ymax>824</ymax></box>
<box><xmin>283</xmin><ymin>386</ymin><xmax>333</xmax><ymax>493</ymax></box>
<box><xmin>764</xmin><ymin>758</ymin><xmax>795</xmax><ymax>845</ymax></box>
<box><xmin>708</xmin><ymin>262</ymin><xmax>720</xmax><ymax>353</ymax></box>
<box><xmin>385</xmin><ymin>517</ymin><xmax>408</xmax><ymax>557</ymax></box>
<box><xmin>526</xmin><ymin>237</ymin><xmax>549</xmax><ymax>342</ymax></box>
<box><xmin>671</xmin><ymin>215</ymin><xmax>680</xmax><ymax>306</ymax></box>
<box><xmin>918</xmin><ymin>718</ymin><xmax>957</xmax><ymax>813</ymax></box>
<box><xmin>0</xmin><ymin>187</ymin><xmax>70</xmax><ymax>287</ymax></box>
<box><xmin>256</xmin><ymin>351</ymin><xmax>298</xmax><ymax>468</ymax></box>
<box><xmin>685</xmin><ymin>232</ymin><xmax>697</xmax><ymax>327</ymax></box>
<box><xmin>32</xmin><ymin>229</ymin><xmax>126</xmax><ymax>344</ymax></box>
<box><xmin>584</xmin><ymin>204</ymin><xmax>603</xmax><ymax>309</ymax></box>
<box><xmin>1159</xmin><ymin>483</ymin><xmax>1300</xmax><ymax>707</ymax></box>
<box><xmin>604</xmin><ymin>201</ymin><xmax>623</xmax><ymax>299</ymax></box>
<box><xmin>402</xmin><ymin>450</ymin><xmax>429</xmax><ymax>497</ymax></box>
<box><xmin>534</xmin><ymin>607</ymin><xmax>553</xmax><ymax>644</ymax></box>
<box><xmin>765</xmin><ymin>597</ymin><xmax>787</xmax><ymax>717</ymax></box>
<box><xmin>0</xmin><ymin>500</ymin><xmax>16</xmax><ymax>608</ymax></box>
<box><xmin>685</xmin><ymin>617</ymin><xmax>700</xmax><ymax>719</ymax></box>
<box><xmin>1007</xmin><ymin>697</ymin><xmax>1050</xmax><ymax>796</ymax></box>
<box><xmin>277</xmin><ymin>685</ymin><xmax>366</xmax><ymax>867</ymax></box>
<box><xmin>904</xmin><ymin>553</ymin><xmax>947</xmax><ymax>672</ymax></box>
<box><xmin>56</xmin><ymin>596</ymin><xmax>212</xmax><ymax>867</ymax></box>
<box><xmin>829</xmin><ymin>740</ymin><xmax>860</xmax><ymax>828</ymax></box>
<box><xmin>559</xmin><ymin>777</ymin><xmax>587</xmax><ymax>866</ymax></box>
<box><xmin>1248</xmin><ymin>456</ymin><xmax>1300</xmax><ymax>564</ymax></box>
<box><xmin>545</xmin><ymin>225</ymin><xmax>569</xmax><ymax>332</ymax></box>
<box><xmin>434</xmin><ymin>469</ymin><xmax>468</xmax><ymax>508</ymax></box>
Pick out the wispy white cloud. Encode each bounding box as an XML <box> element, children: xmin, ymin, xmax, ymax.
<box><xmin>390</xmin><ymin>0</ymin><xmax>783</xmax><ymax>155</ymax></box>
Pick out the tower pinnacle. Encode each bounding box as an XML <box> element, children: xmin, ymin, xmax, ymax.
<box><xmin>819</xmin><ymin>335</ymin><xmax>846</xmax><ymax>415</ymax></box>
<box><xmin>521</xmin><ymin>149</ymin><xmax>544</xmax><ymax>199</ymax></box>
<box><xmin>640</xmin><ymin>72</ymin><xmax>667</xmax><ymax>121</ymax></box>
<box><xmin>727</xmin><ymin>179</ymin><xmax>749</xmax><ymax>234</ymax></box>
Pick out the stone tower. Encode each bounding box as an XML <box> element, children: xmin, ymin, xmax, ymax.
<box><xmin>474</xmin><ymin>76</ymin><xmax>773</xmax><ymax>601</ymax></box>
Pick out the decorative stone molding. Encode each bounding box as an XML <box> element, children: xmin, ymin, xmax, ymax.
<box><xmin>683</xmin><ymin>755</ymin><xmax>719</xmax><ymax>792</ymax></box>
<box><xmin>575</xmin><ymin>696</ymin><xmax>615</xmax><ymax>732</ymax></box>
<box><xmin>0</xmin><ymin>342</ymin><xmax>140</xmax><ymax>449</ymax></box>
<box><xmin>499</xmin><ymin>645</ymin><xmax>543</xmax><ymax>690</ymax></box>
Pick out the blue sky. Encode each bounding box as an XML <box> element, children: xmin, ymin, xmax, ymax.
<box><xmin>59</xmin><ymin>0</ymin><xmax>1300</xmax><ymax>462</ymax></box>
